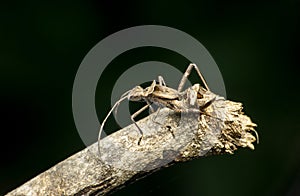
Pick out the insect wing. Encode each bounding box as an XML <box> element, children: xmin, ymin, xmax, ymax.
<box><xmin>152</xmin><ymin>85</ymin><xmax>179</xmax><ymax>99</ymax></box>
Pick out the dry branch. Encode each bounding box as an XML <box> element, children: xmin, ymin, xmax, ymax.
<box><xmin>6</xmin><ymin>91</ymin><xmax>257</xmax><ymax>196</ymax></box>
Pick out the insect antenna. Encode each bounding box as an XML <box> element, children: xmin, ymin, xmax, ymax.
<box><xmin>114</xmin><ymin>89</ymin><xmax>132</xmax><ymax>117</ymax></box>
<box><xmin>98</xmin><ymin>95</ymin><xmax>128</xmax><ymax>156</ymax></box>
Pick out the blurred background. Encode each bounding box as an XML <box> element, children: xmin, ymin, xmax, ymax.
<box><xmin>0</xmin><ymin>0</ymin><xmax>299</xmax><ymax>195</ymax></box>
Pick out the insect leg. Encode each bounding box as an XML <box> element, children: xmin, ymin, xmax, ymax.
<box><xmin>151</xmin><ymin>106</ymin><xmax>162</xmax><ymax>123</ymax></box>
<box><xmin>131</xmin><ymin>104</ymin><xmax>150</xmax><ymax>144</ymax></box>
<box><xmin>177</xmin><ymin>63</ymin><xmax>210</xmax><ymax>92</ymax></box>
<box><xmin>158</xmin><ymin>76</ymin><xmax>167</xmax><ymax>86</ymax></box>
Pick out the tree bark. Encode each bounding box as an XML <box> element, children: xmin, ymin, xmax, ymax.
<box><xmin>6</xmin><ymin>92</ymin><xmax>257</xmax><ymax>196</ymax></box>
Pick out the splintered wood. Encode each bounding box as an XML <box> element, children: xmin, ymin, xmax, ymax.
<box><xmin>177</xmin><ymin>89</ymin><xmax>257</xmax><ymax>161</ymax></box>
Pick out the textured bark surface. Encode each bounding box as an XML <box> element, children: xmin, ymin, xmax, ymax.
<box><xmin>6</xmin><ymin>90</ymin><xmax>258</xmax><ymax>196</ymax></box>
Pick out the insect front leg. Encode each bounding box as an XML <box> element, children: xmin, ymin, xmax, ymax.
<box><xmin>177</xmin><ymin>63</ymin><xmax>210</xmax><ymax>92</ymax></box>
<box><xmin>151</xmin><ymin>106</ymin><xmax>162</xmax><ymax>124</ymax></box>
<box><xmin>130</xmin><ymin>104</ymin><xmax>149</xmax><ymax>145</ymax></box>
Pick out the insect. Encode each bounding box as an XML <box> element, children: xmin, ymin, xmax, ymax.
<box><xmin>98</xmin><ymin>63</ymin><xmax>216</xmax><ymax>152</ymax></box>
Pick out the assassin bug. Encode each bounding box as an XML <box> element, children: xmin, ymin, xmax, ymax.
<box><xmin>98</xmin><ymin>63</ymin><xmax>217</xmax><ymax>153</ymax></box>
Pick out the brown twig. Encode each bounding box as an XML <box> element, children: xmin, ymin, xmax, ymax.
<box><xmin>6</xmin><ymin>90</ymin><xmax>257</xmax><ymax>196</ymax></box>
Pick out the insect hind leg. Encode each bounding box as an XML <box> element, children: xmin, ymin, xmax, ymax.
<box><xmin>177</xmin><ymin>63</ymin><xmax>210</xmax><ymax>92</ymax></box>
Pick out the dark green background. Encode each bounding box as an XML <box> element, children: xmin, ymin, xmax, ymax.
<box><xmin>1</xmin><ymin>1</ymin><xmax>299</xmax><ymax>195</ymax></box>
